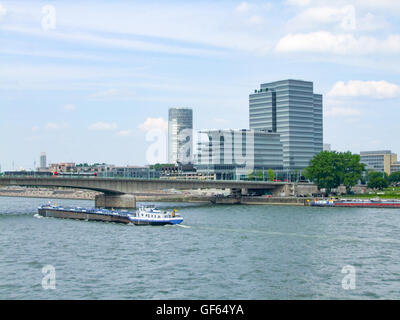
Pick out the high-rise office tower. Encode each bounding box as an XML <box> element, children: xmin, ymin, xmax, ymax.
<box><xmin>168</xmin><ymin>108</ymin><xmax>193</xmax><ymax>164</ymax></box>
<box><xmin>249</xmin><ymin>79</ymin><xmax>323</xmax><ymax>169</ymax></box>
<box><xmin>40</xmin><ymin>152</ymin><xmax>47</xmax><ymax>169</ymax></box>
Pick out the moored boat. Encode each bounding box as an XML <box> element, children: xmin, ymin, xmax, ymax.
<box><xmin>310</xmin><ymin>198</ymin><xmax>400</xmax><ymax>208</ymax></box>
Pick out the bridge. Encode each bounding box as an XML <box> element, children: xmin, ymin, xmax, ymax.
<box><xmin>0</xmin><ymin>176</ymin><xmax>314</xmax><ymax>208</ymax></box>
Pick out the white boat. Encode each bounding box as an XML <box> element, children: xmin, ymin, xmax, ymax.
<box><xmin>128</xmin><ymin>205</ymin><xmax>184</xmax><ymax>225</ymax></box>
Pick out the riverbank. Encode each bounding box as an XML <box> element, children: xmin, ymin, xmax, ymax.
<box><xmin>7</xmin><ymin>186</ymin><xmax>397</xmax><ymax>206</ymax></box>
<box><xmin>0</xmin><ymin>187</ymin><xmax>318</xmax><ymax>206</ymax></box>
<box><xmin>0</xmin><ymin>186</ymin><xmax>313</xmax><ymax>206</ymax></box>
<box><xmin>0</xmin><ymin>187</ymin><xmax>213</xmax><ymax>203</ymax></box>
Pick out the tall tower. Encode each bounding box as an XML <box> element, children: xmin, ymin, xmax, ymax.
<box><xmin>168</xmin><ymin>108</ymin><xmax>193</xmax><ymax>164</ymax></box>
<box><xmin>249</xmin><ymin>79</ymin><xmax>323</xmax><ymax>169</ymax></box>
<box><xmin>40</xmin><ymin>152</ymin><xmax>47</xmax><ymax>169</ymax></box>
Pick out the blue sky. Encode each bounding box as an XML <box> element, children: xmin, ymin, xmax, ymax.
<box><xmin>1</xmin><ymin>0</ymin><xmax>399</xmax><ymax>170</ymax></box>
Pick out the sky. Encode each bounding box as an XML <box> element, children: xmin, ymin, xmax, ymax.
<box><xmin>0</xmin><ymin>0</ymin><xmax>399</xmax><ymax>170</ymax></box>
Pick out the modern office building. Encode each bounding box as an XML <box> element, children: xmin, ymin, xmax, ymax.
<box><xmin>249</xmin><ymin>79</ymin><xmax>323</xmax><ymax>169</ymax></box>
<box><xmin>196</xmin><ymin>129</ymin><xmax>283</xmax><ymax>180</ymax></box>
<box><xmin>168</xmin><ymin>108</ymin><xmax>193</xmax><ymax>164</ymax></box>
<box><xmin>360</xmin><ymin>150</ymin><xmax>398</xmax><ymax>175</ymax></box>
<box><xmin>40</xmin><ymin>152</ymin><xmax>47</xmax><ymax>169</ymax></box>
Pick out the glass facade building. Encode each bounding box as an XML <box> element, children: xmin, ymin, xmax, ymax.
<box><xmin>196</xmin><ymin>129</ymin><xmax>283</xmax><ymax>180</ymax></box>
<box><xmin>168</xmin><ymin>108</ymin><xmax>193</xmax><ymax>164</ymax></box>
<box><xmin>249</xmin><ymin>80</ymin><xmax>323</xmax><ymax>169</ymax></box>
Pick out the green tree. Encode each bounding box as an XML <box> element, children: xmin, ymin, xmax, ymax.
<box><xmin>304</xmin><ymin>151</ymin><xmax>341</xmax><ymax>195</ymax></box>
<box><xmin>267</xmin><ymin>169</ymin><xmax>275</xmax><ymax>181</ymax></box>
<box><xmin>304</xmin><ymin>151</ymin><xmax>365</xmax><ymax>195</ymax></box>
<box><xmin>247</xmin><ymin>170</ymin><xmax>254</xmax><ymax>181</ymax></box>
<box><xmin>389</xmin><ymin>171</ymin><xmax>400</xmax><ymax>185</ymax></box>
<box><xmin>368</xmin><ymin>171</ymin><xmax>389</xmax><ymax>190</ymax></box>
<box><xmin>256</xmin><ymin>170</ymin><xmax>264</xmax><ymax>181</ymax></box>
<box><xmin>340</xmin><ymin>152</ymin><xmax>365</xmax><ymax>194</ymax></box>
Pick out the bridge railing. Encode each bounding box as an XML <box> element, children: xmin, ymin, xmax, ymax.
<box><xmin>0</xmin><ymin>173</ymin><xmax>312</xmax><ymax>184</ymax></box>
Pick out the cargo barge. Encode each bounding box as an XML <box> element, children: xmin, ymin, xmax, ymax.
<box><xmin>310</xmin><ymin>199</ymin><xmax>400</xmax><ymax>208</ymax></box>
<box><xmin>38</xmin><ymin>204</ymin><xmax>183</xmax><ymax>225</ymax></box>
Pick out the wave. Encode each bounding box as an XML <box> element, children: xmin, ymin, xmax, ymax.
<box><xmin>176</xmin><ymin>224</ymin><xmax>191</xmax><ymax>229</ymax></box>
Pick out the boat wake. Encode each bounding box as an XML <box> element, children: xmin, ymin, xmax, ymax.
<box><xmin>33</xmin><ymin>213</ymin><xmax>43</xmax><ymax>219</ymax></box>
<box><xmin>176</xmin><ymin>224</ymin><xmax>191</xmax><ymax>229</ymax></box>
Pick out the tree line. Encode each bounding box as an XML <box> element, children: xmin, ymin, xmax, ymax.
<box><xmin>304</xmin><ymin>151</ymin><xmax>400</xmax><ymax>194</ymax></box>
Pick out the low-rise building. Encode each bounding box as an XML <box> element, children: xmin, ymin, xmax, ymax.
<box><xmin>391</xmin><ymin>162</ymin><xmax>400</xmax><ymax>174</ymax></box>
<box><xmin>49</xmin><ymin>162</ymin><xmax>77</xmax><ymax>173</ymax></box>
<box><xmin>360</xmin><ymin>150</ymin><xmax>398</xmax><ymax>175</ymax></box>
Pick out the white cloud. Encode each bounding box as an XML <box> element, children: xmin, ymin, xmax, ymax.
<box><xmin>328</xmin><ymin>80</ymin><xmax>400</xmax><ymax>98</ymax></box>
<box><xmin>352</xmin><ymin>0</ymin><xmax>400</xmax><ymax>12</ymax></box>
<box><xmin>0</xmin><ymin>3</ymin><xmax>272</xmax><ymax>56</ymax></box>
<box><xmin>45</xmin><ymin>122</ymin><xmax>69</xmax><ymax>130</ymax></box>
<box><xmin>63</xmin><ymin>104</ymin><xmax>76</xmax><ymax>112</ymax></box>
<box><xmin>31</xmin><ymin>126</ymin><xmax>40</xmax><ymax>132</ymax></box>
<box><xmin>0</xmin><ymin>4</ymin><xmax>6</xmax><ymax>18</ymax></box>
<box><xmin>356</xmin><ymin>12</ymin><xmax>389</xmax><ymax>32</ymax></box>
<box><xmin>285</xmin><ymin>0</ymin><xmax>311</xmax><ymax>6</ymax></box>
<box><xmin>275</xmin><ymin>32</ymin><xmax>400</xmax><ymax>55</ymax></box>
<box><xmin>234</xmin><ymin>2</ymin><xmax>268</xmax><ymax>26</ymax></box>
<box><xmin>285</xmin><ymin>0</ymin><xmax>400</xmax><ymax>11</ymax></box>
<box><xmin>235</xmin><ymin>2</ymin><xmax>251</xmax><ymax>13</ymax></box>
<box><xmin>1</xmin><ymin>25</ymin><xmax>224</xmax><ymax>58</ymax></box>
<box><xmin>248</xmin><ymin>15</ymin><xmax>265</xmax><ymax>25</ymax></box>
<box><xmin>138</xmin><ymin>118</ymin><xmax>168</xmax><ymax>132</ymax></box>
<box><xmin>88</xmin><ymin>122</ymin><xmax>118</xmax><ymax>131</ymax></box>
<box><xmin>286</xmin><ymin>4</ymin><xmax>390</xmax><ymax>33</ymax></box>
<box><xmin>287</xmin><ymin>6</ymin><xmax>356</xmax><ymax>31</ymax></box>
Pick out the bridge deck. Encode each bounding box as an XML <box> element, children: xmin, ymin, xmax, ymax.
<box><xmin>0</xmin><ymin>176</ymin><xmax>296</xmax><ymax>195</ymax></box>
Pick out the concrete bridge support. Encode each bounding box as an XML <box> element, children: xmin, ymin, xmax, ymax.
<box><xmin>271</xmin><ymin>184</ymin><xmax>290</xmax><ymax>197</ymax></box>
<box><xmin>95</xmin><ymin>194</ymin><xmax>136</xmax><ymax>209</ymax></box>
<box><xmin>230</xmin><ymin>188</ymin><xmax>242</xmax><ymax>198</ymax></box>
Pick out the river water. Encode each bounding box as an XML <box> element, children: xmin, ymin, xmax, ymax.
<box><xmin>1</xmin><ymin>196</ymin><xmax>400</xmax><ymax>300</ymax></box>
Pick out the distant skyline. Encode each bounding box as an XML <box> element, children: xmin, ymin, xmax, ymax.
<box><xmin>1</xmin><ymin>0</ymin><xmax>400</xmax><ymax>170</ymax></box>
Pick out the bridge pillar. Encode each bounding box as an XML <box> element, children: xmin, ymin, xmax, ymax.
<box><xmin>95</xmin><ymin>194</ymin><xmax>136</xmax><ymax>209</ymax></box>
<box><xmin>271</xmin><ymin>184</ymin><xmax>291</xmax><ymax>197</ymax></box>
<box><xmin>230</xmin><ymin>188</ymin><xmax>242</xmax><ymax>199</ymax></box>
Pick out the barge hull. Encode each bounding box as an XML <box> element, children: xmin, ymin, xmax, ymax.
<box><xmin>38</xmin><ymin>208</ymin><xmax>131</xmax><ymax>224</ymax></box>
